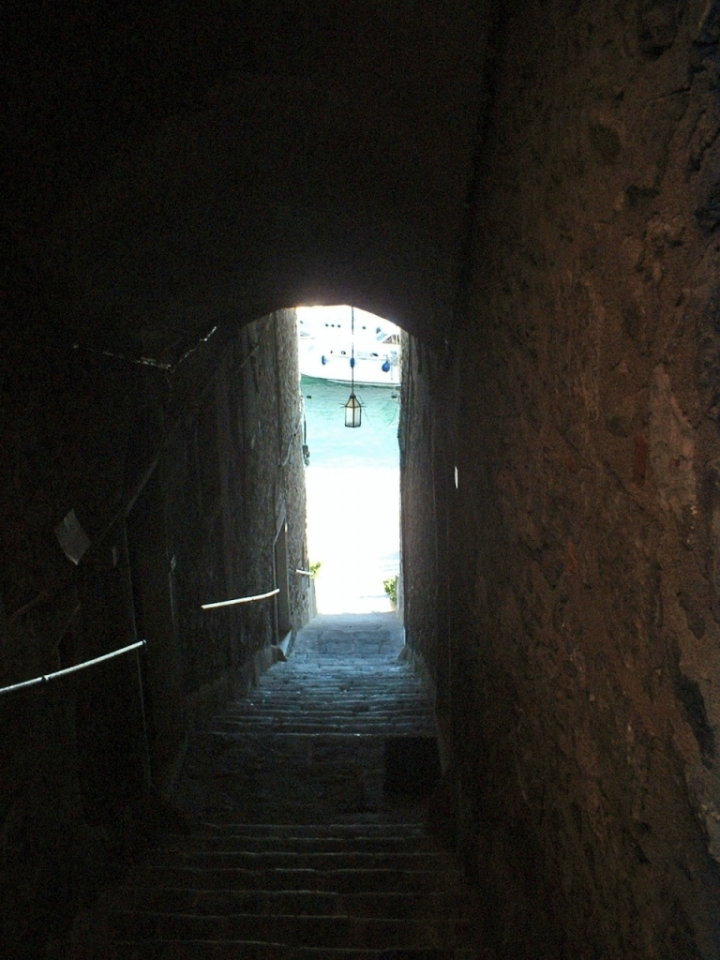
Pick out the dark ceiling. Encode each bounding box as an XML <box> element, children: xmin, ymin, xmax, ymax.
<box><xmin>3</xmin><ymin>1</ymin><xmax>496</xmax><ymax>350</ymax></box>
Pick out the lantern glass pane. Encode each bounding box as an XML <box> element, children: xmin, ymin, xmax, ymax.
<box><xmin>345</xmin><ymin>394</ymin><xmax>361</xmax><ymax>428</ymax></box>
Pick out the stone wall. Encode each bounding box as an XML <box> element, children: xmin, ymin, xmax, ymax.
<box><xmin>400</xmin><ymin>336</ymin><xmax>442</xmax><ymax>693</ymax></box>
<box><xmin>0</xmin><ymin>309</ymin><xmax>309</xmax><ymax>956</ymax></box>
<box><xmin>403</xmin><ymin>2</ymin><xmax>720</xmax><ymax>957</ymax></box>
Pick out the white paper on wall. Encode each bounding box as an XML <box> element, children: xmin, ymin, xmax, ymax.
<box><xmin>55</xmin><ymin>509</ymin><xmax>91</xmax><ymax>565</ymax></box>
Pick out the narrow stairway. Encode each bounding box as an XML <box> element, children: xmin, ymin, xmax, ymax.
<box><xmin>73</xmin><ymin>613</ymin><xmax>491</xmax><ymax>959</ymax></box>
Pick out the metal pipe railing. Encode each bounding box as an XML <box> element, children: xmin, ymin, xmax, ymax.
<box><xmin>201</xmin><ymin>588</ymin><xmax>280</xmax><ymax>611</ymax></box>
<box><xmin>0</xmin><ymin>638</ymin><xmax>152</xmax><ymax>789</ymax></box>
<box><xmin>0</xmin><ymin>639</ymin><xmax>147</xmax><ymax>697</ymax></box>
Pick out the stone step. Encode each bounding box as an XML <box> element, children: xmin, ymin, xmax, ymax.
<box><xmin>227</xmin><ymin>688</ymin><xmax>430</xmax><ymax>713</ymax></box>
<box><xmin>230</xmin><ymin>687</ymin><xmax>427</xmax><ymax>693</ymax></box>
<box><xmin>213</xmin><ymin>722</ymin><xmax>434</xmax><ymax>733</ymax></box>
<box><xmin>229</xmin><ymin>690</ymin><xmax>429</xmax><ymax>697</ymax></box>
<box><xmin>156</xmin><ymin>836</ymin><xmax>438</xmax><ymax>854</ymax></box>
<box><xmin>260</xmin><ymin>665</ymin><xmax>410</xmax><ymax>671</ymax></box>
<box><xmin>220</xmin><ymin>706</ymin><xmax>434</xmax><ymax>717</ymax></box>
<box><xmin>250</xmin><ymin>688</ymin><xmax>423</xmax><ymax>697</ymax></box>
<box><xmin>220</xmin><ymin>723</ymin><xmax>436</xmax><ymax>733</ymax></box>
<box><xmin>142</xmin><ymin>851</ymin><xmax>449</xmax><ymax>872</ymax></box>
<box><xmin>99</xmin><ymin>888</ymin><xmax>473</xmax><ymax>920</ymax></box>
<box><xmin>212</xmin><ymin>728</ymin><xmax>434</xmax><ymax>739</ymax></box>
<box><xmin>125</xmin><ymin>867</ymin><xmax>462</xmax><ymax>894</ymax></box>
<box><xmin>105</xmin><ymin>943</ymin><xmax>492</xmax><ymax>959</ymax></box>
<box><xmin>105</xmin><ymin>941</ymin><xmax>288</xmax><ymax>959</ymax></box>
<box><xmin>260</xmin><ymin>697</ymin><xmax>428</xmax><ymax>702</ymax></box>
<box><xmin>218</xmin><ymin>717</ymin><xmax>435</xmax><ymax>728</ymax></box>
<box><xmin>251</xmin><ymin>668</ymin><xmax>410</xmax><ymax>675</ymax></box>
<box><xmin>292</xmin><ymin>952</ymin><xmax>493</xmax><ymax>960</ymax></box>
<box><xmin>219</xmin><ymin>715</ymin><xmax>426</xmax><ymax>723</ymax></box>
<box><xmin>224</xmin><ymin>722</ymin><xmax>436</xmax><ymax>730</ymax></box>
<box><xmin>249</xmin><ymin>677</ymin><xmax>424</xmax><ymax>696</ymax></box>
<box><xmin>70</xmin><ymin>618</ymin><xmax>489</xmax><ymax>960</ymax></box>
<box><xmin>106</xmin><ymin>914</ymin><xmax>478</xmax><ymax>950</ymax></box>
<box><xmin>219</xmin><ymin>695</ymin><xmax>433</xmax><ymax>703</ymax></box>
<box><xmin>221</xmin><ymin>718</ymin><xmax>434</xmax><ymax>726</ymax></box>
<box><xmin>198</xmin><ymin>823</ymin><xmax>427</xmax><ymax>837</ymax></box>
<box><xmin>238</xmin><ymin>683</ymin><xmax>422</xmax><ymax>688</ymax></box>
<box><xmin>245</xmin><ymin>687</ymin><xmax>429</xmax><ymax>694</ymax></box>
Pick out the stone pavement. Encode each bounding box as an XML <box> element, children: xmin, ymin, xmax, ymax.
<box><xmin>69</xmin><ymin>613</ymin><xmax>493</xmax><ymax>959</ymax></box>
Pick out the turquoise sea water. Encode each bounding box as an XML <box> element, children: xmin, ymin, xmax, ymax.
<box><xmin>301</xmin><ymin>376</ymin><xmax>400</xmax><ymax>470</ymax></box>
<box><xmin>300</xmin><ymin>375</ymin><xmax>400</xmax><ymax>613</ymax></box>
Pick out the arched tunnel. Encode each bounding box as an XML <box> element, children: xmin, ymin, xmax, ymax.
<box><xmin>4</xmin><ymin>1</ymin><xmax>720</xmax><ymax>956</ymax></box>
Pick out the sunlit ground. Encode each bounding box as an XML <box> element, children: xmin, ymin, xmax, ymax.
<box><xmin>306</xmin><ymin>466</ymin><xmax>399</xmax><ymax>614</ymax></box>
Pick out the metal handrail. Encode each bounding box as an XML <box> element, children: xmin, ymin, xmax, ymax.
<box><xmin>201</xmin><ymin>588</ymin><xmax>280</xmax><ymax>611</ymax></box>
<box><xmin>0</xmin><ymin>639</ymin><xmax>147</xmax><ymax>697</ymax></box>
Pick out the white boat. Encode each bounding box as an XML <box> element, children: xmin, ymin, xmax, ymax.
<box><xmin>297</xmin><ymin>305</ymin><xmax>401</xmax><ymax>387</ymax></box>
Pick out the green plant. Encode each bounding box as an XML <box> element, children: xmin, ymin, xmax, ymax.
<box><xmin>309</xmin><ymin>561</ymin><xmax>322</xmax><ymax>579</ymax></box>
<box><xmin>383</xmin><ymin>574</ymin><xmax>398</xmax><ymax>605</ymax></box>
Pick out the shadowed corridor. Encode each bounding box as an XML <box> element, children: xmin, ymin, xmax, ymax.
<box><xmin>6</xmin><ymin>2</ymin><xmax>720</xmax><ymax>957</ymax></box>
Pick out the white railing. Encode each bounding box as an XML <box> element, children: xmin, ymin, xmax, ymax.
<box><xmin>201</xmin><ymin>588</ymin><xmax>280</xmax><ymax>611</ymax></box>
<box><xmin>0</xmin><ymin>639</ymin><xmax>146</xmax><ymax>696</ymax></box>
<box><xmin>0</xmin><ymin>638</ymin><xmax>151</xmax><ymax>788</ymax></box>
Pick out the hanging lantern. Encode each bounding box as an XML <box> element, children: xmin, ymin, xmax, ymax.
<box><xmin>344</xmin><ymin>307</ymin><xmax>362</xmax><ymax>427</ymax></box>
<box><xmin>345</xmin><ymin>392</ymin><xmax>362</xmax><ymax>428</ymax></box>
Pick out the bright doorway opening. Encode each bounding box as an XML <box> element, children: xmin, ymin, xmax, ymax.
<box><xmin>297</xmin><ymin>305</ymin><xmax>401</xmax><ymax>615</ymax></box>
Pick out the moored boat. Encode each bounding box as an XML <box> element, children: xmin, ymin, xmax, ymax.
<box><xmin>297</xmin><ymin>305</ymin><xmax>401</xmax><ymax>387</ymax></box>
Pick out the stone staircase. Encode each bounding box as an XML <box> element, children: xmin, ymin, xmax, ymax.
<box><xmin>70</xmin><ymin>613</ymin><xmax>492</xmax><ymax>959</ymax></box>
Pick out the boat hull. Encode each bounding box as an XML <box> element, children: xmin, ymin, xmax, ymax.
<box><xmin>299</xmin><ymin>340</ymin><xmax>400</xmax><ymax>387</ymax></box>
